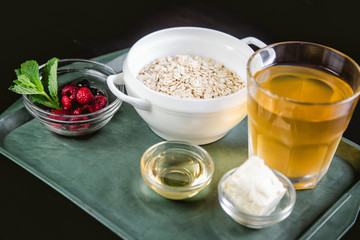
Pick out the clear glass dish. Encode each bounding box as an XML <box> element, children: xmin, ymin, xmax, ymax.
<box><xmin>218</xmin><ymin>167</ymin><xmax>296</xmax><ymax>229</ymax></box>
<box><xmin>23</xmin><ymin>59</ymin><xmax>123</xmax><ymax>136</ymax></box>
<box><xmin>140</xmin><ymin>141</ymin><xmax>215</xmax><ymax>200</ymax></box>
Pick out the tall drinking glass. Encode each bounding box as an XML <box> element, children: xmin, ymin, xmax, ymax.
<box><xmin>247</xmin><ymin>42</ymin><xmax>360</xmax><ymax>189</ymax></box>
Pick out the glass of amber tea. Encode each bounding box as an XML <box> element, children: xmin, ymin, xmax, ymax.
<box><xmin>247</xmin><ymin>42</ymin><xmax>360</xmax><ymax>189</ymax></box>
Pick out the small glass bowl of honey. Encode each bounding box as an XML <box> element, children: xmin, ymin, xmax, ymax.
<box><xmin>140</xmin><ymin>141</ymin><xmax>215</xmax><ymax>200</ymax></box>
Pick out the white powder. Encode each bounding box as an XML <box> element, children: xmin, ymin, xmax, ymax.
<box><xmin>222</xmin><ymin>156</ymin><xmax>286</xmax><ymax>216</ymax></box>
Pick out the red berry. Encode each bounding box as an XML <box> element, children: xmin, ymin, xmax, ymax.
<box><xmin>77</xmin><ymin>87</ymin><xmax>94</xmax><ymax>104</ymax></box>
<box><xmin>82</xmin><ymin>104</ymin><xmax>94</xmax><ymax>113</ymax></box>
<box><xmin>61</xmin><ymin>85</ymin><xmax>79</xmax><ymax>102</ymax></box>
<box><xmin>71</xmin><ymin>107</ymin><xmax>83</xmax><ymax>115</ymax></box>
<box><xmin>50</xmin><ymin>109</ymin><xmax>69</xmax><ymax>115</ymax></box>
<box><xmin>49</xmin><ymin>109</ymin><xmax>69</xmax><ymax>120</ymax></box>
<box><xmin>68</xmin><ymin>116</ymin><xmax>90</xmax><ymax>131</ymax></box>
<box><xmin>69</xmin><ymin>116</ymin><xmax>88</xmax><ymax>122</ymax></box>
<box><xmin>61</xmin><ymin>95</ymin><xmax>72</xmax><ymax>109</ymax></box>
<box><xmin>93</xmin><ymin>95</ymin><xmax>108</xmax><ymax>111</ymax></box>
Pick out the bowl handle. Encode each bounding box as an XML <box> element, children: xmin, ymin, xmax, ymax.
<box><xmin>241</xmin><ymin>37</ymin><xmax>267</xmax><ymax>49</ymax></box>
<box><xmin>107</xmin><ymin>73</ymin><xmax>151</xmax><ymax>111</ymax></box>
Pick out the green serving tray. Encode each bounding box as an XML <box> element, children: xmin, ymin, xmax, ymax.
<box><xmin>1</xmin><ymin>49</ymin><xmax>359</xmax><ymax>240</ymax></box>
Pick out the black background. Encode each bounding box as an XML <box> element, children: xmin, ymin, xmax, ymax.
<box><xmin>1</xmin><ymin>0</ymin><xmax>359</xmax><ymax>239</ymax></box>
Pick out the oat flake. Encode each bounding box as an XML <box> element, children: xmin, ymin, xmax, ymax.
<box><xmin>137</xmin><ymin>55</ymin><xmax>245</xmax><ymax>99</ymax></box>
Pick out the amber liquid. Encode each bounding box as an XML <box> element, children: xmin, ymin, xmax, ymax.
<box><xmin>143</xmin><ymin>148</ymin><xmax>210</xmax><ymax>199</ymax></box>
<box><xmin>248</xmin><ymin>65</ymin><xmax>354</xmax><ymax>189</ymax></box>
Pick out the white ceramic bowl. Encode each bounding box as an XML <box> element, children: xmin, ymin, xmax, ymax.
<box><xmin>107</xmin><ymin>27</ymin><xmax>266</xmax><ymax>144</ymax></box>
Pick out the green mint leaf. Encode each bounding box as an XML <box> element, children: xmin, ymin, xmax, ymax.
<box><xmin>9</xmin><ymin>84</ymin><xmax>41</xmax><ymax>95</ymax></box>
<box><xmin>14</xmin><ymin>68</ymin><xmax>21</xmax><ymax>77</ymax></box>
<box><xmin>29</xmin><ymin>95</ymin><xmax>59</xmax><ymax>110</ymax></box>
<box><xmin>20</xmin><ymin>60</ymin><xmax>43</xmax><ymax>92</ymax></box>
<box><xmin>42</xmin><ymin>57</ymin><xmax>59</xmax><ymax>106</ymax></box>
<box><xmin>9</xmin><ymin>58</ymin><xmax>61</xmax><ymax>110</ymax></box>
<box><xmin>14</xmin><ymin>75</ymin><xmax>37</xmax><ymax>88</ymax></box>
<box><xmin>9</xmin><ymin>75</ymin><xmax>42</xmax><ymax>94</ymax></box>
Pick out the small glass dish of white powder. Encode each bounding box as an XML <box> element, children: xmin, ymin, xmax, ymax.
<box><xmin>218</xmin><ymin>156</ymin><xmax>296</xmax><ymax>229</ymax></box>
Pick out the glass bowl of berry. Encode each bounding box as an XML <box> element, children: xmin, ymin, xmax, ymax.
<box><xmin>20</xmin><ymin>59</ymin><xmax>124</xmax><ymax>136</ymax></box>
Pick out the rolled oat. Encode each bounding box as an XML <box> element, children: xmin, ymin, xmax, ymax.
<box><xmin>137</xmin><ymin>55</ymin><xmax>245</xmax><ymax>99</ymax></box>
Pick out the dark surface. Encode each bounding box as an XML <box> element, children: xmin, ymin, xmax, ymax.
<box><xmin>0</xmin><ymin>1</ymin><xmax>359</xmax><ymax>239</ymax></box>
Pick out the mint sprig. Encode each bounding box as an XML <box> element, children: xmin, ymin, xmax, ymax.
<box><xmin>9</xmin><ymin>58</ymin><xmax>60</xmax><ymax>110</ymax></box>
